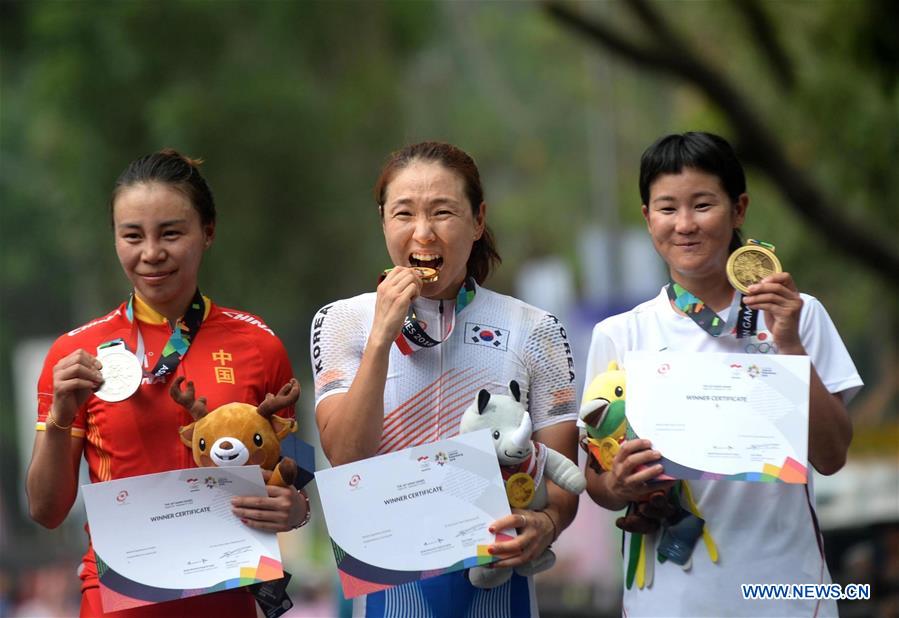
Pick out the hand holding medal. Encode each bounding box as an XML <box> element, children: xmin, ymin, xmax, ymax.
<box><xmin>370</xmin><ymin>267</ymin><xmax>425</xmax><ymax>349</ymax></box>
<box><xmin>378</xmin><ymin>266</ymin><xmax>478</xmax><ymax>356</ymax></box>
<box><xmin>380</xmin><ymin>266</ymin><xmax>439</xmax><ymax>284</ymax></box>
<box><xmin>680</xmin><ymin>238</ymin><xmax>779</xmax><ymax>340</ymax></box>
<box><xmin>734</xmin><ymin>242</ymin><xmax>805</xmax><ymax>353</ymax></box>
<box><xmin>48</xmin><ymin>349</ymin><xmax>105</xmax><ymax>430</ymax></box>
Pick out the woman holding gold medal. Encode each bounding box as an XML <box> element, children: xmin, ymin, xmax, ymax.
<box><xmin>311</xmin><ymin>142</ymin><xmax>579</xmax><ymax>617</ymax></box>
<box><xmin>583</xmin><ymin>132</ymin><xmax>862</xmax><ymax>616</ymax></box>
<box><xmin>26</xmin><ymin>150</ymin><xmax>309</xmax><ymax>617</ymax></box>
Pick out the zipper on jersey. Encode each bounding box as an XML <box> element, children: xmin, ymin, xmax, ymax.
<box><xmin>437</xmin><ymin>300</ymin><xmax>445</xmax><ymax>441</ymax></box>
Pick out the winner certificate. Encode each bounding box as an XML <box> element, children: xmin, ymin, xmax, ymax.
<box><xmin>316</xmin><ymin>429</ymin><xmax>513</xmax><ymax>599</ymax></box>
<box><xmin>625</xmin><ymin>351</ymin><xmax>810</xmax><ymax>483</ymax></box>
<box><xmin>82</xmin><ymin>466</ymin><xmax>283</xmax><ymax>612</ymax></box>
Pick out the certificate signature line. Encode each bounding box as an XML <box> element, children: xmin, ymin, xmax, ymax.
<box><xmin>220</xmin><ymin>546</ymin><xmax>251</xmax><ymax>558</ymax></box>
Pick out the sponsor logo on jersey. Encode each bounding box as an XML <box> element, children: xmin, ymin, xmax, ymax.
<box><xmin>464</xmin><ymin>322</ymin><xmax>509</xmax><ymax>351</ymax></box>
<box><xmin>548</xmin><ymin>314</ymin><xmax>576</xmax><ymax>383</ymax></box>
<box><xmin>311</xmin><ymin>305</ymin><xmax>332</xmax><ymax>375</ymax></box>
<box><xmin>221</xmin><ymin>311</ymin><xmax>275</xmax><ymax>336</ymax></box>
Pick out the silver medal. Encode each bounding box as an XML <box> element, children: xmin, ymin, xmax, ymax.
<box><xmin>95</xmin><ymin>344</ymin><xmax>143</xmax><ymax>402</ymax></box>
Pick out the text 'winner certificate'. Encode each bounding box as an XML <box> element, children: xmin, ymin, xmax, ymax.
<box><xmin>625</xmin><ymin>351</ymin><xmax>810</xmax><ymax>483</ymax></box>
<box><xmin>82</xmin><ymin>466</ymin><xmax>283</xmax><ymax>612</ymax></box>
<box><xmin>316</xmin><ymin>429</ymin><xmax>514</xmax><ymax>599</ymax></box>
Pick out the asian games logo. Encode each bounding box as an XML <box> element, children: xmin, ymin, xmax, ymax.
<box><xmin>435</xmin><ymin>452</ymin><xmax>448</xmax><ymax>466</ymax></box>
<box><xmin>747</xmin><ymin>364</ymin><xmax>761</xmax><ymax>379</ymax></box>
<box><xmin>349</xmin><ymin>474</ymin><xmax>361</xmax><ymax>489</ymax></box>
<box><xmin>657</xmin><ymin>363</ymin><xmax>670</xmax><ymax>375</ymax></box>
<box><xmin>115</xmin><ymin>490</ymin><xmax>129</xmax><ymax>504</ymax></box>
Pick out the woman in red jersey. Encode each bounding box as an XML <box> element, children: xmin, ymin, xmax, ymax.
<box><xmin>26</xmin><ymin>149</ymin><xmax>309</xmax><ymax>617</ymax></box>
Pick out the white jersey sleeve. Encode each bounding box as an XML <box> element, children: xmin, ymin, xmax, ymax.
<box><xmin>310</xmin><ymin>294</ymin><xmax>374</xmax><ymax>407</ymax></box>
<box><xmin>522</xmin><ymin>313</ymin><xmax>578</xmax><ymax>431</ymax></box>
<box><xmin>798</xmin><ymin>295</ymin><xmax>863</xmax><ymax>403</ymax></box>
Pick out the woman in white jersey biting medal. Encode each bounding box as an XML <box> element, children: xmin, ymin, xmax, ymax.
<box><xmin>583</xmin><ymin>132</ymin><xmax>862</xmax><ymax>617</ymax></box>
<box><xmin>27</xmin><ymin>149</ymin><xmax>308</xmax><ymax>618</ymax></box>
<box><xmin>312</xmin><ymin>142</ymin><xmax>579</xmax><ymax>617</ymax></box>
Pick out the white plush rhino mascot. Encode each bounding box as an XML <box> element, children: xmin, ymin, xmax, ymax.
<box><xmin>460</xmin><ymin>380</ymin><xmax>586</xmax><ymax>589</ymax></box>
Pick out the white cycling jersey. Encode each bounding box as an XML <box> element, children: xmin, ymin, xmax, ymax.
<box><xmin>312</xmin><ymin>282</ymin><xmax>577</xmax><ymax>453</ymax></box>
<box><xmin>310</xmin><ymin>282</ymin><xmax>577</xmax><ymax>618</ymax></box>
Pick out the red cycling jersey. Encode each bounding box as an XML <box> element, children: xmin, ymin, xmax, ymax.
<box><xmin>36</xmin><ymin>295</ymin><xmax>295</xmax><ymax>616</ymax></box>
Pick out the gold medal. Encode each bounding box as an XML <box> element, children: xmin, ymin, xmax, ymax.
<box><xmin>380</xmin><ymin>266</ymin><xmax>439</xmax><ymax>283</ymax></box>
<box><xmin>413</xmin><ymin>267</ymin><xmax>439</xmax><ymax>283</ymax></box>
<box><xmin>505</xmin><ymin>472</ymin><xmax>535</xmax><ymax>508</ymax></box>
<box><xmin>597</xmin><ymin>437</ymin><xmax>620</xmax><ymax>471</ymax></box>
<box><xmin>726</xmin><ymin>240</ymin><xmax>782</xmax><ymax>294</ymax></box>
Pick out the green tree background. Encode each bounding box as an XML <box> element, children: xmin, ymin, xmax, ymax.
<box><xmin>2</xmin><ymin>1</ymin><xmax>896</xmax><ymax>614</ymax></box>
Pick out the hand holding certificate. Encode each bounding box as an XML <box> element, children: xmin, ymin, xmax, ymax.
<box><xmin>82</xmin><ymin>466</ymin><xmax>284</xmax><ymax>612</ymax></box>
<box><xmin>316</xmin><ymin>430</ymin><xmax>513</xmax><ymax>599</ymax></box>
<box><xmin>625</xmin><ymin>351</ymin><xmax>810</xmax><ymax>483</ymax></box>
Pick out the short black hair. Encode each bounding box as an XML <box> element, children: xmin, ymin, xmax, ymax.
<box><xmin>639</xmin><ymin>132</ymin><xmax>746</xmax><ymax>205</ymax></box>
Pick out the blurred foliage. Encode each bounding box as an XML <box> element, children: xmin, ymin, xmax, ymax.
<box><xmin>1</xmin><ymin>0</ymin><xmax>896</xmax><ymax>586</ymax></box>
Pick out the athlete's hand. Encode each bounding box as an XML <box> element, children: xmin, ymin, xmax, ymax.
<box><xmin>604</xmin><ymin>439</ymin><xmax>676</xmax><ymax>503</ymax></box>
<box><xmin>486</xmin><ymin>508</ymin><xmax>556</xmax><ymax>568</ymax></box>
<box><xmin>51</xmin><ymin>349</ymin><xmax>103</xmax><ymax>425</ymax></box>
<box><xmin>743</xmin><ymin>272</ymin><xmax>804</xmax><ymax>354</ymax></box>
<box><xmin>370</xmin><ymin>267</ymin><xmax>422</xmax><ymax>347</ymax></box>
<box><xmin>231</xmin><ymin>470</ymin><xmax>309</xmax><ymax>532</ymax></box>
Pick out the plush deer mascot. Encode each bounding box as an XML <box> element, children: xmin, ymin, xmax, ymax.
<box><xmin>170</xmin><ymin>376</ymin><xmax>300</xmax><ymax>488</ymax></box>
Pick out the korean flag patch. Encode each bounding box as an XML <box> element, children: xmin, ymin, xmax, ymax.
<box><xmin>465</xmin><ymin>322</ymin><xmax>509</xmax><ymax>351</ymax></box>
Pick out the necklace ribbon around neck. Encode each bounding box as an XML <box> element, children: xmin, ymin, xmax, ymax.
<box><xmin>667</xmin><ymin>280</ymin><xmax>757</xmax><ymax>339</ymax></box>
<box><xmin>393</xmin><ymin>277</ymin><xmax>477</xmax><ymax>356</ymax></box>
<box><xmin>120</xmin><ymin>288</ymin><xmax>207</xmax><ymax>381</ymax></box>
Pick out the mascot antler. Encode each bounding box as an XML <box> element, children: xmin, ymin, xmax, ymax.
<box><xmin>169</xmin><ymin>376</ymin><xmax>209</xmax><ymax>421</ymax></box>
<box><xmin>256</xmin><ymin>378</ymin><xmax>301</xmax><ymax>419</ymax></box>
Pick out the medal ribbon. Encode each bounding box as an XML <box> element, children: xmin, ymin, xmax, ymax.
<box><xmin>500</xmin><ymin>442</ymin><xmax>547</xmax><ymax>488</ymax></box>
<box><xmin>747</xmin><ymin>238</ymin><xmax>775</xmax><ymax>251</ymax></box>
<box><xmin>394</xmin><ymin>277</ymin><xmax>477</xmax><ymax>356</ymax></box>
<box><xmin>667</xmin><ymin>280</ymin><xmax>757</xmax><ymax>339</ymax></box>
<box><xmin>501</xmin><ymin>452</ymin><xmax>535</xmax><ymax>481</ymax></box>
<box><xmin>124</xmin><ymin>289</ymin><xmax>206</xmax><ymax>382</ymax></box>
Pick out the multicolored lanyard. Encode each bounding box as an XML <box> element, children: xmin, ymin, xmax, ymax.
<box><xmin>666</xmin><ymin>281</ymin><xmax>757</xmax><ymax>339</ymax></box>
<box><xmin>395</xmin><ymin>277</ymin><xmax>477</xmax><ymax>356</ymax></box>
<box><xmin>123</xmin><ymin>289</ymin><xmax>206</xmax><ymax>382</ymax></box>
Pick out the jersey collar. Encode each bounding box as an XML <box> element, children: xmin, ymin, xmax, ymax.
<box><xmin>130</xmin><ymin>292</ymin><xmax>212</xmax><ymax>325</ymax></box>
